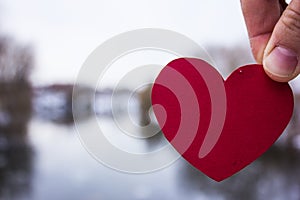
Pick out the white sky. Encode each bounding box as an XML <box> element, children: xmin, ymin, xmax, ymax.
<box><xmin>0</xmin><ymin>0</ymin><xmax>299</xmax><ymax>91</ymax></box>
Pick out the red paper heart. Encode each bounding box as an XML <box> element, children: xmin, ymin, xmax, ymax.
<box><xmin>151</xmin><ymin>58</ymin><xmax>294</xmax><ymax>181</ymax></box>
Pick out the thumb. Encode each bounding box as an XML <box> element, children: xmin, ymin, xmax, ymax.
<box><xmin>263</xmin><ymin>0</ymin><xmax>300</xmax><ymax>82</ymax></box>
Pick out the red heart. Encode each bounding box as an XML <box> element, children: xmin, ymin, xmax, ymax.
<box><xmin>151</xmin><ymin>58</ymin><xmax>294</xmax><ymax>182</ymax></box>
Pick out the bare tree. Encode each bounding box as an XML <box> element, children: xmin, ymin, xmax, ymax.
<box><xmin>0</xmin><ymin>35</ymin><xmax>34</xmax><ymax>199</ymax></box>
<box><xmin>0</xmin><ymin>36</ymin><xmax>33</xmax><ymax>83</ymax></box>
<box><xmin>0</xmin><ymin>35</ymin><xmax>33</xmax><ymax>135</ymax></box>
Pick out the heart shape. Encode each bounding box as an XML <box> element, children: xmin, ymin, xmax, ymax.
<box><xmin>151</xmin><ymin>58</ymin><xmax>294</xmax><ymax>181</ymax></box>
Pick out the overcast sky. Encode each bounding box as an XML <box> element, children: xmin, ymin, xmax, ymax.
<box><xmin>0</xmin><ymin>0</ymin><xmax>299</xmax><ymax>91</ymax></box>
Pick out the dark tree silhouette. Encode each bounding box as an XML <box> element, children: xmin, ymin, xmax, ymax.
<box><xmin>0</xmin><ymin>35</ymin><xmax>34</xmax><ymax>200</ymax></box>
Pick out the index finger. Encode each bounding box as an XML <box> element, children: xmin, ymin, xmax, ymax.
<box><xmin>241</xmin><ymin>0</ymin><xmax>286</xmax><ymax>63</ymax></box>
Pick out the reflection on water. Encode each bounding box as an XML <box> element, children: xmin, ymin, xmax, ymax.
<box><xmin>178</xmin><ymin>146</ymin><xmax>300</xmax><ymax>200</ymax></box>
<box><xmin>0</xmin><ymin>82</ymin><xmax>300</xmax><ymax>200</ymax></box>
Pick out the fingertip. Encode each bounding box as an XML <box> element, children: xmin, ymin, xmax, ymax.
<box><xmin>262</xmin><ymin>0</ymin><xmax>300</xmax><ymax>83</ymax></box>
<box><xmin>263</xmin><ymin>46</ymin><xmax>299</xmax><ymax>82</ymax></box>
<box><xmin>249</xmin><ymin>34</ymin><xmax>271</xmax><ymax>64</ymax></box>
<box><xmin>263</xmin><ymin>63</ymin><xmax>300</xmax><ymax>82</ymax></box>
<box><xmin>263</xmin><ymin>67</ymin><xmax>291</xmax><ymax>82</ymax></box>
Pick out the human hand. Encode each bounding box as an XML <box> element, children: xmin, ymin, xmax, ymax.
<box><xmin>241</xmin><ymin>0</ymin><xmax>300</xmax><ymax>82</ymax></box>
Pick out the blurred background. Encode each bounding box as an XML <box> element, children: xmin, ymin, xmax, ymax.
<box><xmin>0</xmin><ymin>0</ymin><xmax>299</xmax><ymax>200</ymax></box>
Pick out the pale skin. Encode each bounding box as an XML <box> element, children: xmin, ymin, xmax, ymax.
<box><xmin>241</xmin><ymin>0</ymin><xmax>300</xmax><ymax>82</ymax></box>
